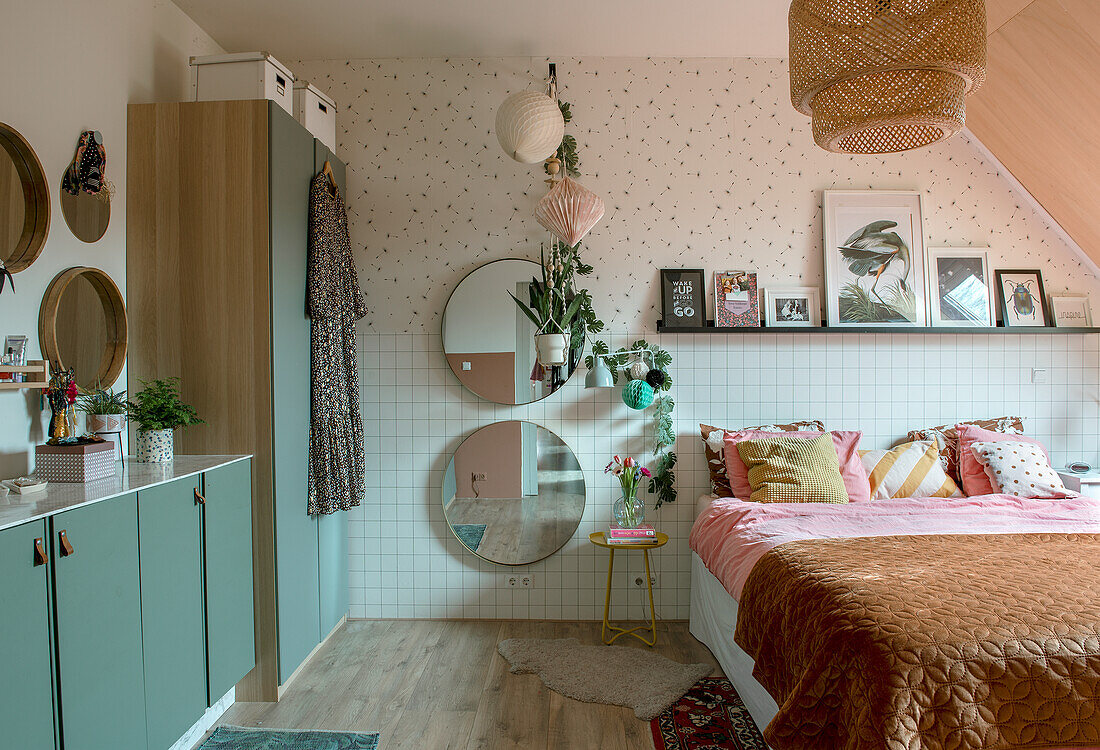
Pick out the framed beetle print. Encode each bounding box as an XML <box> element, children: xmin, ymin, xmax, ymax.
<box><xmin>995</xmin><ymin>269</ymin><xmax>1050</xmax><ymax>327</ymax></box>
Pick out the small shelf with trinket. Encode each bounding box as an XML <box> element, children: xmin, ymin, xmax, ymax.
<box><xmin>0</xmin><ymin>359</ymin><xmax>49</xmax><ymax>391</ymax></box>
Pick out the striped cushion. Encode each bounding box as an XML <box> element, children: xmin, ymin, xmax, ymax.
<box><xmin>737</xmin><ymin>434</ymin><xmax>850</xmax><ymax>504</ymax></box>
<box><xmin>859</xmin><ymin>441</ymin><xmax>963</xmax><ymax>500</ymax></box>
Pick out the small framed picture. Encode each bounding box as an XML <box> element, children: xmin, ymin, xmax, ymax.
<box><xmin>1050</xmin><ymin>296</ymin><xmax>1093</xmax><ymax>328</ymax></box>
<box><xmin>823</xmin><ymin>190</ymin><xmax>928</xmax><ymax>327</ymax></box>
<box><xmin>764</xmin><ymin>287</ymin><xmax>821</xmax><ymax>328</ymax></box>
<box><xmin>995</xmin><ymin>269</ymin><xmax>1050</xmax><ymax>327</ymax></box>
<box><xmin>714</xmin><ymin>271</ymin><xmax>760</xmax><ymax>328</ymax></box>
<box><xmin>659</xmin><ymin>269</ymin><xmax>706</xmax><ymax>327</ymax></box>
<box><xmin>926</xmin><ymin>248</ymin><xmax>994</xmax><ymax>327</ymax></box>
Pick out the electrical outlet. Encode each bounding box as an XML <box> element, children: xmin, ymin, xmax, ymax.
<box><xmin>506</xmin><ymin>575</ymin><xmax>519</xmax><ymax>587</ymax></box>
<box><xmin>634</xmin><ymin>575</ymin><xmax>658</xmax><ymax>588</ymax></box>
<box><xmin>472</xmin><ymin>472</ymin><xmax>487</xmax><ymax>482</ymax></box>
<box><xmin>1031</xmin><ymin>368</ymin><xmax>1048</xmax><ymax>384</ymax></box>
<box><xmin>520</xmin><ymin>575</ymin><xmax>533</xmax><ymax>588</ymax></box>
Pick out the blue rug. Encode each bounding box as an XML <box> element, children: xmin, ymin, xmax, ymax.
<box><xmin>198</xmin><ymin>727</ymin><xmax>379</xmax><ymax>749</ymax></box>
<box><xmin>453</xmin><ymin>523</ymin><xmax>487</xmax><ymax>551</ymax></box>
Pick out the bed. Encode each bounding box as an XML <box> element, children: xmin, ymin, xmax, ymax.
<box><xmin>689</xmin><ymin>493</ymin><xmax>1100</xmax><ymax>750</ymax></box>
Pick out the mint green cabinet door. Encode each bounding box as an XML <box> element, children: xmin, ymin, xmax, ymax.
<box><xmin>53</xmin><ymin>495</ymin><xmax>147</xmax><ymax>750</ymax></box>
<box><xmin>270</xmin><ymin>101</ymin><xmax>322</xmax><ymax>684</ymax></box>
<box><xmin>138</xmin><ymin>477</ymin><xmax>207</xmax><ymax>749</ymax></box>
<box><xmin>0</xmin><ymin>520</ymin><xmax>56</xmax><ymax>750</ymax></box>
<box><xmin>203</xmin><ymin>459</ymin><xmax>255</xmax><ymax>703</ymax></box>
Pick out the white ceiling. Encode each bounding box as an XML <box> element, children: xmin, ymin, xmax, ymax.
<box><xmin>172</xmin><ymin>0</ymin><xmax>791</xmax><ymax>61</ymax></box>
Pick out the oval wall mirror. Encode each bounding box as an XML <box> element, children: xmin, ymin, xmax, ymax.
<box><xmin>442</xmin><ymin>259</ymin><xmax>584</xmax><ymax>405</ymax></box>
<box><xmin>59</xmin><ymin>130</ymin><xmax>110</xmax><ymax>243</ymax></box>
<box><xmin>0</xmin><ymin>122</ymin><xmax>50</xmax><ymax>274</ymax></box>
<box><xmin>39</xmin><ymin>266</ymin><xmax>128</xmax><ymax>389</ymax></box>
<box><xmin>443</xmin><ymin>421</ymin><xmax>585</xmax><ymax>566</ymax></box>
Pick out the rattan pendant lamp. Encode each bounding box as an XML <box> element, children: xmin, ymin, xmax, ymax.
<box><xmin>788</xmin><ymin>0</ymin><xmax>987</xmax><ymax>154</ymax></box>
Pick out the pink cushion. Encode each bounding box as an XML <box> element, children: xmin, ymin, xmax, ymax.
<box><xmin>956</xmin><ymin>423</ymin><xmax>1050</xmax><ymax>496</ymax></box>
<box><xmin>723</xmin><ymin>430</ymin><xmax>871</xmax><ymax>503</ymax></box>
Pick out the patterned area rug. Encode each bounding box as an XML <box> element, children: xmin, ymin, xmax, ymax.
<box><xmin>198</xmin><ymin>726</ymin><xmax>380</xmax><ymax>749</ymax></box>
<box><xmin>651</xmin><ymin>678</ymin><xmax>768</xmax><ymax>749</ymax></box>
<box><xmin>453</xmin><ymin>523</ymin><xmax>487</xmax><ymax>551</ymax></box>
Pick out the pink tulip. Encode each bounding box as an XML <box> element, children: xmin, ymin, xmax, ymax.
<box><xmin>623</xmin><ymin>456</ymin><xmax>635</xmax><ymax>468</ymax></box>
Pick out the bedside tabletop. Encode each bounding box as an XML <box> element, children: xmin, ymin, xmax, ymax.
<box><xmin>588</xmin><ymin>531</ymin><xmax>669</xmax><ymax>549</ymax></box>
<box><xmin>1057</xmin><ymin>469</ymin><xmax>1100</xmax><ymax>498</ymax></box>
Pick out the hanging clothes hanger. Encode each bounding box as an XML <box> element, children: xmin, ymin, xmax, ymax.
<box><xmin>321</xmin><ymin>160</ymin><xmax>337</xmax><ymax>194</ymax></box>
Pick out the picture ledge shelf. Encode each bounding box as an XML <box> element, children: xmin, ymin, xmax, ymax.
<box><xmin>655</xmin><ymin>322</ymin><xmax>1100</xmax><ymax>335</ymax></box>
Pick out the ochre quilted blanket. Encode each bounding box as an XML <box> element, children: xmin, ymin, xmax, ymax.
<box><xmin>735</xmin><ymin>533</ymin><xmax>1100</xmax><ymax>750</ymax></box>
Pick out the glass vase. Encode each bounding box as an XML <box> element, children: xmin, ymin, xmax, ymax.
<box><xmin>612</xmin><ymin>492</ymin><xmax>645</xmax><ymax>529</ymax></box>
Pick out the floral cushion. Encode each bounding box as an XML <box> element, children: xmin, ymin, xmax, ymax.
<box><xmin>700</xmin><ymin>420</ymin><xmax>825</xmax><ymax>497</ymax></box>
<box><xmin>905</xmin><ymin>416</ymin><xmax>1024</xmax><ymax>481</ymax></box>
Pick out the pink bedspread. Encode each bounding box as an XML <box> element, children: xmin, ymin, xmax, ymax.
<box><xmin>689</xmin><ymin>494</ymin><xmax>1100</xmax><ymax>600</ymax></box>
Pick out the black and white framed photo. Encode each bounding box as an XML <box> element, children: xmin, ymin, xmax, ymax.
<box><xmin>926</xmin><ymin>247</ymin><xmax>994</xmax><ymax>327</ymax></box>
<box><xmin>659</xmin><ymin>269</ymin><xmax>706</xmax><ymax>327</ymax></box>
<box><xmin>823</xmin><ymin>190</ymin><xmax>928</xmax><ymax>327</ymax></box>
<box><xmin>1050</xmin><ymin>296</ymin><xmax>1093</xmax><ymax>328</ymax></box>
<box><xmin>995</xmin><ymin>269</ymin><xmax>1050</xmax><ymax>327</ymax></box>
<box><xmin>764</xmin><ymin>287</ymin><xmax>821</xmax><ymax>328</ymax></box>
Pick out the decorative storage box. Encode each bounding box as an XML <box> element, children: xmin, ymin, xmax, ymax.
<box><xmin>293</xmin><ymin>80</ymin><xmax>337</xmax><ymax>151</ymax></box>
<box><xmin>190</xmin><ymin>52</ymin><xmax>294</xmax><ymax>115</ymax></box>
<box><xmin>35</xmin><ymin>441</ymin><xmax>116</xmax><ymax>483</ymax></box>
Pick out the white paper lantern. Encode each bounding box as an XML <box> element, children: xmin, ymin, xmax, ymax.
<box><xmin>495</xmin><ymin>91</ymin><xmax>565</xmax><ymax>163</ymax></box>
<box><xmin>535</xmin><ymin>176</ymin><xmax>605</xmax><ymax>247</ymax></box>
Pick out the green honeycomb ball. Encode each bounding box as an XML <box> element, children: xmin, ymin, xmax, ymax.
<box><xmin>622</xmin><ymin>379</ymin><xmax>655</xmax><ymax>410</ymax></box>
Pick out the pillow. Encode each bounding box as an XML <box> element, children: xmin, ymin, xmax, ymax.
<box><xmin>969</xmin><ymin>441</ymin><xmax>1069</xmax><ymax>498</ymax></box>
<box><xmin>723</xmin><ymin>430</ymin><xmax>871</xmax><ymax>502</ymax></box>
<box><xmin>906</xmin><ymin>416</ymin><xmax>1024</xmax><ymax>480</ymax></box>
<box><xmin>957</xmin><ymin>423</ymin><xmax>1049</xmax><ymax>496</ymax></box>
<box><xmin>700</xmin><ymin>420</ymin><xmax>825</xmax><ymax>497</ymax></box>
<box><xmin>859</xmin><ymin>441</ymin><xmax>963</xmax><ymax>499</ymax></box>
<box><xmin>736</xmin><ymin>434</ymin><xmax>850</xmax><ymax>504</ymax></box>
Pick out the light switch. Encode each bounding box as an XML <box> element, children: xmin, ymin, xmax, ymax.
<box><xmin>1031</xmin><ymin>368</ymin><xmax>1048</xmax><ymax>384</ymax></box>
<box><xmin>462</xmin><ymin>361</ymin><xmax>472</xmax><ymax>371</ymax></box>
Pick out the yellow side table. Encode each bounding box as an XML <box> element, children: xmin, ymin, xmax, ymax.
<box><xmin>589</xmin><ymin>531</ymin><xmax>670</xmax><ymax>646</ymax></box>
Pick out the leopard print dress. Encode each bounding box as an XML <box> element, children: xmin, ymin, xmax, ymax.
<box><xmin>307</xmin><ymin>174</ymin><xmax>367</xmax><ymax>515</ymax></box>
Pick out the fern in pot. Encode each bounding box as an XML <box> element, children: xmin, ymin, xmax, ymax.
<box><xmin>510</xmin><ymin>244</ymin><xmax>586</xmax><ymax>366</ymax></box>
<box><xmin>77</xmin><ymin>384</ymin><xmax>129</xmax><ymax>435</ymax></box>
<box><xmin>127</xmin><ymin>378</ymin><xmax>203</xmax><ymax>463</ymax></box>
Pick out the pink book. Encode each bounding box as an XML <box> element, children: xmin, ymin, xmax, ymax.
<box><xmin>608</xmin><ymin>525</ymin><xmax>656</xmax><ymax>537</ymax></box>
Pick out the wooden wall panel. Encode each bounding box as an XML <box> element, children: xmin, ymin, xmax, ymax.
<box><xmin>127</xmin><ymin>100</ymin><xmax>278</xmax><ymax>701</ymax></box>
<box><xmin>987</xmin><ymin>0</ymin><xmax>1032</xmax><ymax>33</ymax></box>
<box><xmin>968</xmin><ymin>0</ymin><xmax>1100</xmax><ymax>266</ymax></box>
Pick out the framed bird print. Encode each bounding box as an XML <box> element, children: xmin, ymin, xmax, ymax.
<box><xmin>823</xmin><ymin>190</ymin><xmax>928</xmax><ymax>327</ymax></box>
<box><xmin>995</xmin><ymin>269</ymin><xmax>1050</xmax><ymax>327</ymax></box>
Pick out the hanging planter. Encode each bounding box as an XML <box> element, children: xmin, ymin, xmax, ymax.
<box><xmin>534</xmin><ymin>331</ymin><xmax>570</xmax><ymax>366</ymax></box>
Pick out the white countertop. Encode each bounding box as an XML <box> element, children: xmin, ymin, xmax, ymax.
<box><xmin>0</xmin><ymin>455</ymin><xmax>251</xmax><ymax>532</ymax></box>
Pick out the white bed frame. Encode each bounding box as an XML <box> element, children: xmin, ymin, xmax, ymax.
<box><xmin>689</xmin><ymin>495</ymin><xmax>779</xmax><ymax>740</ymax></box>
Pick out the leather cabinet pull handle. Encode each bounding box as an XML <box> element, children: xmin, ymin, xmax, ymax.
<box><xmin>58</xmin><ymin>530</ymin><xmax>74</xmax><ymax>557</ymax></box>
<box><xmin>194</xmin><ymin>488</ymin><xmax>206</xmax><ymax>505</ymax></box>
<box><xmin>34</xmin><ymin>537</ymin><xmax>47</xmax><ymax>566</ymax></box>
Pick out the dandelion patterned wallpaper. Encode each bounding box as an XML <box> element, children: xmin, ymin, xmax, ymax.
<box><xmin>293</xmin><ymin>56</ymin><xmax>1100</xmax><ymax>620</ymax></box>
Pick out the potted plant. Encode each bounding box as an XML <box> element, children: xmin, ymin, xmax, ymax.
<box><xmin>510</xmin><ymin>244</ymin><xmax>586</xmax><ymax>366</ymax></box>
<box><xmin>77</xmin><ymin>384</ymin><xmax>128</xmax><ymax>435</ymax></box>
<box><xmin>127</xmin><ymin>377</ymin><xmax>203</xmax><ymax>463</ymax></box>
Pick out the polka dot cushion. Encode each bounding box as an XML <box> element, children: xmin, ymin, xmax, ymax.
<box><xmin>969</xmin><ymin>440</ymin><xmax>1068</xmax><ymax>498</ymax></box>
<box><xmin>736</xmin><ymin>434</ymin><xmax>850</xmax><ymax>504</ymax></box>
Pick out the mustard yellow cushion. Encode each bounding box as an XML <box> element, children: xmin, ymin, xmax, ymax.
<box><xmin>736</xmin><ymin>434</ymin><xmax>850</xmax><ymax>504</ymax></box>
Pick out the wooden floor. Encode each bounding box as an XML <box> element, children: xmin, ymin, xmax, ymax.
<box><xmin>208</xmin><ymin>619</ymin><xmax>725</xmax><ymax>749</ymax></box>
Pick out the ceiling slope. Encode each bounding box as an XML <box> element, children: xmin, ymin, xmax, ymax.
<box><xmin>967</xmin><ymin>0</ymin><xmax>1100</xmax><ymax>267</ymax></box>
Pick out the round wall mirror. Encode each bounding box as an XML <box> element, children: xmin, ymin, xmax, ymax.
<box><xmin>0</xmin><ymin>122</ymin><xmax>50</xmax><ymax>273</ymax></box>
<box><xmin>443</xmin><ymin>421</ymin><xmax>585</xmax><ymax>566</ymax></box>
<box><xmin>59</xmin><ymin>130</ymin><xmax>110</xmax><ymax>243</ymax></box>
<box><xmin>39</xmin><ymin>267</ymin><xmax>127</xmax><ymax>389</ymax></box>
<box><xmin>442</xmin><ymin>259</ymin><xmax>584</xmax><ymax>405</ymax></box>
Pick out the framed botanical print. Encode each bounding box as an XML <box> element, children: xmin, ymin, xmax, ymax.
<box><xmin>1050</xmin><ymin>296</ymin><xmax>1092</xmax><ymax>328</ymax></box>
<box><xmin>659</xmin><ymin>269</ymin><xmax>706</xmax><ymax>327</ymax></box>
<box><xmin>764</xmin><ymin>287</ymin><xmax>821</xmax><ymax>327</ymax></box>
<box><xmin>995</xmin><ymin>269</ymin><xmax>1050</xmax><ymax>327</ymax></box>
<box><xmin>823</xmin><ymin>190</ymin><xmax>928</xmax><ymax>327</ymax></box>
<box><xmin>926</xmin><ymin>247</ymin><xmax>994</xmax><ymax>327</ymax></box>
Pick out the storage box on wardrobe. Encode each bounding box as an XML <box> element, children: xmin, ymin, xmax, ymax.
<box><xmin>189</xmin><ymin>52</ymin><xmax>295</xmax><ymax>115</ymax></box>
<box><xmin>293</xmin><ymin>81</ymin><xmax>337</xmax><ymax>151</ymax></box>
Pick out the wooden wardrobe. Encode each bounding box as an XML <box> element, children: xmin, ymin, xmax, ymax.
<box><xmin>127</xmin><ymin>100</ymin><xmax>349</xmax><ymax>701</ymax></box>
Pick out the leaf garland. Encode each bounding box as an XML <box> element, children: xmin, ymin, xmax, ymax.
<box><xmin>586</xmin><ymin>339</ymin><xmax>678</xmax><ymax>508</ymax></box>
<box><xmin>545</xmin><ymin>101</ymin><xmax>580</xmax><ymax>178</ymax></box>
